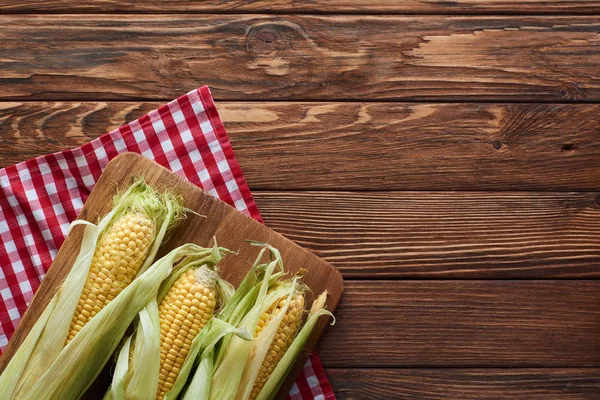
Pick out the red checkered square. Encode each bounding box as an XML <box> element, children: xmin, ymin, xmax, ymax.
<box><xmin>0</xmin><ymin>86</ymin><xmax>332</xmax><ymax>399</ymax></box>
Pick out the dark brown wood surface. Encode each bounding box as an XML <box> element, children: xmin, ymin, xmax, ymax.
<box><xmin>2</xmin><ymin>101</ymin><xmax>600</xmax><ymax>191</ymax></box>
<box><xmin>2</xmin><ymin>1</ymin><xmax>599</xmax><ymax>14</ymax></box>
<box><xmin>1</xmin><ymin>2</ymin><xmax>599</xmax><ymax>398</ymax></box>
<box><xmin>1</xmin><ymin>16</ymin><xmax>600</xmax><ymax>102</ymax></box>
<box><xmin>326</xmin><ymin>368</ymin><xmax>600</xmax><ymax>399</ymax></box>
<box><xmin>318</xmin><ymin>281</ymin><xmax>600</xmax><ymax>367</ymax></box>
<box><xmin>255</xmin><ymin>191</ymin><xmax>600</xmax><ymax>278</ymax></box>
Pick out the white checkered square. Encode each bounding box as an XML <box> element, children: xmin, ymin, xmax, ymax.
<box><xmin>133</xmin><ymin>128</ymin><xmax>146</xmax><ymax>144</ymax></box>
<box><xmin>7</xmin><ymin>307</ymin><xmax>19</xmax><ymax>322</ymax></box>
<box><xmin>7</xmin><ymin>196</ymin><xmax>18</xmax><ymax>207</ymax></box>
<box><xmin>19</xmin><ymin>280</ymin><xmax>32</xmax><ymax>294</ymax></box>
<box><xmin>180</xmin><ymin>129</ymin><xmax>193</xmax><ymax>144</ymax></box>
<box><xmin>82</xmin><ymin>174</ymin><xmax>95</xmax><ymax>188</ymax></box>
<box><xmin>113</xmin><ymin>137</ymin><xmax>127</xmax><ymax>152</ymax></box>
<box><xmin>152</xmin><ymin>118</ymin><xmax>166</xmax><ymax>134</ymax></box>
<box><xmin>65</xmin><ymin>177</ymin><xmax>78</xmax><ymax>190</ymax></box>
<box><xmin>25</xmin><ymin>188</ymin><xmax>37</xmax><ymax>202</ymax></box>
<box><xmin>16</xmin><ymin>214</ymin><xmax>27</xmax><ymax>228</ymax></box>
<box><xmin>4</xmin><ymin>240</ymin><xmax>16</xmax><ymax>253</ymax></box>
<box><xmin>17</xmin><ymin>167</ymin><xmax>31</xmax><ymax>183</ymax></box>
<box><xmin>172</xmin><ymin>110</ymin><xmax>185</xmax><ymax>124</ymax></box>
<box><xmin>169</xmin><ymin>158</ymin><xmax>183</xmax><ymax>174</ymax></box>
<box><xmin>161</xmin><ymin>138</ymin><xmax>175</xmax><ymax>153</ymax></box>
<box><xmin>191</xmin><ymin>99</ymin><xmax>205</xmax><ymax>115</ymax></box>
<box><xmin>200</xmin><ymin>120</ymin><xmax>212</xmax><ymax>134</ymax></box>
<box><xmin>45</xmin><ymin>182</ymin><xmax>57</xmax><ymax>195</ymax></box>
<box><xmin>12</xmin><ymin>260</ymin><xmax>24</xmax><ymax>273</ymax></box>
<box><xmin>0</xmin><ymin>288</ymin><xmax>12</xmax><ymax>302</ymax></box>
<box><xmin>233</xmin><ymin>198</ymin><xmax>248</xmax><ymax>213</ymax></box>
<box><xmin>288</xmin><ymin>384</ymin><xmax>300</xmax><ymax>396</ymax></box>
<box><xmin>0</xmin><ymin>220</ymin><xmax>8</xmax><ymax>234</ymax></box>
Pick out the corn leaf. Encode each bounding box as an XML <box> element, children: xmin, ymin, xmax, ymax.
<box><xmin>10</xmin><ymin>220</ymin><xmax>100</xmax><ymax>396</ymax></box>
<box><xmin>108</xmin><ymin>336</ymin><xmax>132</xmax><ymax>400</ymax></box>
<box><xmin>107</xmin><ymin>244</ymin><xmax>232</xmax><ymax>400</ymax></box>
<box><xmin>20</xmin><ymin>244</ymin><xmax>206</xmax><ymax>400</ymax></box>
<box><xmin>0</xmin><ymin>293</ymin><xmax>59</xmax><ymax>399</ymax></box>
<box><xmin>209</xmin><ymin>245</ymin><xmax>282</xmax><ymax>400</ymax></box>
<box><xmin>255</xmin><ymin>291</ymin><xmax>334</xmax><ymax>400</ymax></box>
<box><xmin>236</xmin><ymin>281</ymin><xmax>299</xmax><ymax>400</ymax></box>
<box><xmin>182</xmin><ymin>349</ymin><xmax>213</xmax><ymax>400</ymax></box>
<box><xmin>165</xmin><ymin>318</ymin><xmax>252</xmax><ymax>400</ymax></box>
<box><xmin>125</xmin><ymin>298</ymin><xmax>161</xmax><ymax>400</ymax></box>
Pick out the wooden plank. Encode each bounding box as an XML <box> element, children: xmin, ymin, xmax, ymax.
<box><xmin>254</xmin><ymin>191</ymin><xmax>600</xmax><ymax>279</ymax></box>
<box><xmin>317</xmin><ymin>281</ymin><xmax>600</xmax><ymax>367</ymax></box>
<box><xmin>1</xmin><ymin>0</ymin><xmax>599</xmax><ymax>14</ymax></box>
<box><xmin>2</xmin><ymin>102</ymin><xmax>600</xmax><ymax>191</ymax></box>
<box><xmin>0</xmin><ymin>154</ymin><xmax>343</xmax><ymax>399</ymax></box>
<box><xmin>1</xmin><ymin>16</ymin><xmax>599</xmax><ymax>102</ymax></box>
<box><xmin>326</xmin><ymin>368</ymin><xmax>600</xmax><ymax>399</ymax></box>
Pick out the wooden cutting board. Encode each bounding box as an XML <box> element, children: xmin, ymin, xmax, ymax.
<box><xmin>0</xmin><ymin>152</ymin><xmax>343</xmax><ymax>398</ymax></box>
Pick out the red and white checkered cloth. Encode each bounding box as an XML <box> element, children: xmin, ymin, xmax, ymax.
<box><xmin>0</xmin><ymin>86</ymin><xmax>335</xmax><ymax>400</ymax></box>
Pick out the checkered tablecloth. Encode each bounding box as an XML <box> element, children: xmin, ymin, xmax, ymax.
<box><xmin>0</xmin><ymin>86</ymin><xmax>335</xmax><ymax>400</ymax></box>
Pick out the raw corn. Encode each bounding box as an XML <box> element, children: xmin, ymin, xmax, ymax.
<box><xmin>67</xmin><ymin>212</ymin><xmax>156</xmax><ymax>343</ymax></box>
<box><xmin>254</xmin><ymin>290</ymin><xmax>333</xmax><ymax>400</ymax></box>
<box><xmin>104</xmin><ymin>243</ymin><xmax>235</xmax><ymax>400</ymax></box>
<box><xmin>0</xmin><ymin>178</ymin><xmax>185</xmax><ymax>400</ymax></box>
<box><xmin>250</xmin><ymin>292</ymin><xmax>305</xmax><ymax>400</ymax></box>
<box><xmin>157</xmin><ymin>266</ymin><xmax>218</xmax><ymax>400</ymax></box>
<box><xmin>182</xmin><ymin>244</ymin><xmax>335</xmax><ymax>400</ymax></box>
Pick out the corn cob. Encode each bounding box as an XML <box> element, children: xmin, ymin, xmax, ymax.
<box><xmin>157</xmin><ymin>265</ymin><xmax>218</xmax><ymax>400</ymax></box>
<box><xmin>66</xmin><ymin>211</ymin><xmax>156</xmax><ymax>344</ymax></box>
<box><xmin>250</xmin><ymin>292</ymin><xmax>305</xmax><ymax>400</ymax></box>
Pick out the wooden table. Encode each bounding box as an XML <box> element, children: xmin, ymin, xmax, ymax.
<box><xmin>1</xmin><ymin>2</ymin><xmax>599</xmax><ymax>398</ymax></box>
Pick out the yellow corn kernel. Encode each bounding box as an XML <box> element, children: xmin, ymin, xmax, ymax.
<box><xmin>250</xmin><ymin>292</ymin><xmax>305</xmax><ymax>400</ymax></box>
<box><xmin>65</xmin><ymin>212</ymin><xmax>155</xmax><ymax>344</ymax></box>
<box><xmin>156</xmin><ymin>266</ymin><xmax>217</xmax><ymax>400</ymax></box>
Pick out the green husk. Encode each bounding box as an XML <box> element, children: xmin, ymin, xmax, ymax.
<box><xmin>8</xmin><ymin>220</ymin><xmax>100</xmax><ymax>397</ymax></box>
<box><xmin>109</xmin><ymin>336</ymin><xmax>132</xmax><ymax>400</ymax></box>
<box><xmin>182</xmin><ymin>349</ymin><xmax>214</xmax><ymax>400</ymax></box>
<box><xmin>0</xmin><ymin>293</ymin><xmax>60</xmax><ymax>399</ymax></box>
<box><xmin>23</xmin><ymin>244</ymin><xmax>206</xmax><ymax>400</ymax></box>
<box><xmin>255</xmin><ymin>291</ymin><xmax>334</xmax><ymax>400</ymax></box>
<box><xmin>208</xmin><ymin>245</ymin><xmax>284</xmax><ymax>400</ymax></box>
<box><xmin>236</xmin><ymin>280</ymin><xmax>300</xmax><ymax>400</ymax></box>
<box><xmin>213</xmin><ymin>246</ymin><xmax>285</xmax><ymax>370</ymax></box>
<box><xmin>166</xmin><ymin>319</ymin><xmax>252</xmax><ymax>400</ymax></box>
<box><xmin>106</xmin><ymin>241</ymin><xmax>240</xmax><ymax>400</ymax></box>
<box><xmin>0</xmin><ymin>178</ymin><xmax>184</xmax><ymax>400</ymax></box>
<box><xmin>124</xmin><ymin>298</ymin><xmax>161</xmax><ymax>400</ymax></box>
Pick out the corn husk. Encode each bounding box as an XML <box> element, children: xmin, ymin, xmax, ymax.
<box><xmin>167</xmin><ymin>319</ymin><xmax>252</xmax><ymax>400</ymax></box>
<box><xmin>26</xmin><ymin>244</ymin><xmax>207</xmax><ymax>400</ymax></box>
<box><xmin>208</xmin><ymin>244</ymin><xmax>285</xmax><ymax>400</ymax></box>
<box><xmin>0</xmin><ymin>178</ymin><xmax>183</xmax><ymax>400</ymax></box>
<box><xmin>236</xmin><ymin>279</ymin><xmax>301</xmax><ymax>400</ymax></box>
<box><xmin>182</xmin><ymin>349</ymin><xmax>215</xmax><ymax>400</ymax></box>
<box><xmin>255</xmin><ymin>291</ymin><xmax>334</xmax><ymax>400</ymax></box>
<box><xmin>195</xmin><ymin>243</ymin><xmax>335</xmax><ymax>400</ymax></box>
<box><xmin>105</xmin><ymin>241</ymin><xmax>247</xmax><ymax>400</ymax></box>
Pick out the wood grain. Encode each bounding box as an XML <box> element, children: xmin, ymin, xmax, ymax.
<box><xmin>326</xmin><ymin>368</ymin><xmax>600</xmax><ymax>399</ymax></box>
<box><xmin>254</xmin><ymin>191</ymin><xmax>600</xmax><ymax>278</ymax></box>
<box><xmin>2</xmin><ymin>102</ymin><xmax>600</xmax><ymax>191</ymax></box>
<box><xmin>0</xmin><ymin>154</ymin><xmax>343</xmax><ymax>399</ymax></box>
<box><xmin>317</xmin><ymin>281</ymin><xmax>600</xmax><ymax>367</ymax></box>
<box><xmin>1</xmin><ymin>16</ymin><xmax>599</xmax><ymax>102</ymax></box>
<box><xmin>2</xmin><ymin>0</ymin><xmax>599</xmax><ymax>14</ymax></box>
